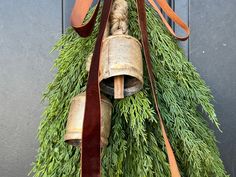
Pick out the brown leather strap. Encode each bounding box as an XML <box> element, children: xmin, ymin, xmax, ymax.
<box><xmin>70</xmin><ymin>0</ymin><xmax>190</xmax><ymax>40</ymax></box>
<box><xmin>71</xmin><ymin>0</ymin><xmax>101</xmax><ymax>37</ymax></box>
<box><xmin>71</xmin><ymin>0</ymin><xmax>189</xmax><ymax>176</ymax></box>
<box><xmin>148</xmin><ymin>0</ymin><xmax>190</xmax><ymax>41</ymax></box>
<box><xmin>136</xmin><ymin>1</ymin><xmax>181</xmax><ymax>177</ymax></box>
<box><xmin>82</xmin><ymin>2</ymin><xmax>113</xmax><ymax>176</ymax></box>
<box><xmin>71</xmin><ymin>0</ymin><xmax>113</xmax><ymax>177</ymax></box>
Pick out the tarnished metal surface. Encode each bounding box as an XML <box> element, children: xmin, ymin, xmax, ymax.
<box><xmin>64</xmin><ymin>92</ymin><xmax>112</xmax><ymax>148</ymax></box>
<box><xmin>99</xmin><ymin>34</ymin><xmax>143</xmax><ymax>97</ymax></box>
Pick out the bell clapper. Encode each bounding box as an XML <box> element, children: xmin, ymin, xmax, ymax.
<box><xmin>114</xmin><ymin>76</ymin><xmax>125</xmax><ymax>99</ymax></box>
<box><xmin>110</xmin><ymin>0</ymin><xmax>129</xmax><ymax>99</ymax></box>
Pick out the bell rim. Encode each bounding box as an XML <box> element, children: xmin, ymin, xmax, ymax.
<box><xmin>99</xmin><ymin>70</ymin><xmax>144</xmax><ymax>86</ymax></box>
<box><xmin>70</xmin><ymin>92</ymin><xmax>112</xmax><ymax>107</ymax></box>
<box><xmin>64</xmin><ymin>131</ymin><xmax>82</xmax><ymax>141</ymax></box>
<box><xmin>100</xmin><ymin>83</ymin><xmax>143</xmax><ymax>97</ymax></box>
<box><xmin>100</xmin><ymin>73</ymin><xmax>143</xmax><ymax>97</ymax></box>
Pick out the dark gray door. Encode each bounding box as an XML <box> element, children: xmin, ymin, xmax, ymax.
<box><xmin>189</xmin><ymin>1</ymin><xmax>236</xmax><ymax>175</ymax></box>
<box><xmin>0</xmin><ymin>0</ymin><xmax>235</xmax><ymax>177</ymax></box>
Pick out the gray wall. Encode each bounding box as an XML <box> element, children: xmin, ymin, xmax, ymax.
<box><xmin>0</xmin><ymin>1</ymin><xmax>61</xmax><ymax>177</ymax></box>
<box><xmin>0</xmin><ymin>0</ymin><xmax>235</xmax><ymax>176</ymax></box>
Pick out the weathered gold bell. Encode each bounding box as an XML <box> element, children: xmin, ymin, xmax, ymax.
<box><xmin>99</xmin><ymin>35</ymin><xmax>143</xmax><ymax>99</ymax></box>
<box><xmin>64</xmin><ymin>92</ymin><xmax>112</xmax><ymax>148</ymax></box>
<box><xmin>87</xmin><ymin>35</ymin><xmax>143</xmax><ymax>99</ymax></box>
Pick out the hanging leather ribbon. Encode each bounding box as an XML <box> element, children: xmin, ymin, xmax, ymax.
<box><xmin>70</xmin><ymin>0</ymin><xmax>190</xmax><ymax>177</ymax></box>
<box><xmin>147</xmin><ymin>0</ymin><xmax>190</xmax><ymax>41</ymax></box>
<box><xmin>71</xmin><ymin>0</ymin><xmax>113</xmax><ymax>177</ymax></box>
<box><xmin>71</xmin><ymin>0</ymin><xmax>101</xmax><ymax>37</ymax></box>
<box><xmin>136</xmin><ymin>0</ymin><xmax>181</xmax><ymax>176</ymax></box>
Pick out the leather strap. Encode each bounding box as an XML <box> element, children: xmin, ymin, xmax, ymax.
<box><xmin>148</xmin><ymin>0</ymin><xmax>190</xmax><ymax>41</ymax></box>
<box><xmin>71</xmin><ymin>0</ymin><xmax>101</xmax><ymax>37</ymax></box>
<box><xmin>71</xmin><ymin>0</ymin><xmax>113</xmax><ymax>177</ymax></box>
<box><xmin>70</xmin><ymin>0</ymin><xmax>190</xmax><ymax>40</ymax></box>
<box><xmin>70</xmin><ymin>0</ymin><xmax>189</xmax><ymax>176</ymax></box>
<box><xmin>136</xmin><ymin>1</ymin><xmax>181</xmax><ymax>177</ymax></box>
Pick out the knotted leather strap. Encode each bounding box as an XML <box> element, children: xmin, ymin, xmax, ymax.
<box><xmin>136</xmin><ymin>0</ymin><xmax>181</xmax><ymax>177</ymax></box>
<box><xmin>71</xmin><ymin>0</ymin><xmax>113</xmax><ymax>177</ymax></box>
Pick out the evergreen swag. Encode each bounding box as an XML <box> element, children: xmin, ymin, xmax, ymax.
<box><xmin>31</xmin><ymin>1</ymin><xmax>228</xmax><ymax>176</ymax></box>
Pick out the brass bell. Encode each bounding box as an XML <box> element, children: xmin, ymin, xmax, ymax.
<box><xmin>99</xmin><ymin>35</ymin><xmax>143</xmax><ymax>99</ymax></box>
<box><xmin>64</xmin><ymin>92</ymin><xmax>112</xmax><ymax>148</ymax></box>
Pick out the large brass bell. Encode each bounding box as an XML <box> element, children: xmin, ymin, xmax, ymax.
<box><xmin>86</xmin><ymin>35</ymin><xmax>144</xmax><ymax>99</ymax></box>
<box><xmin>99</xmin><ymin>35</ymin><xmax>143</xmax><ymax>99</ymax></box>
<box><xmin>64</xmin><ymin>92</ymin><xmax>112</xmax><ymax>148</ymax></box>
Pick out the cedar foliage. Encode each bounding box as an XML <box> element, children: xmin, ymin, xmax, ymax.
<box><xmin>31</xmin><ymin>1</ymin><xmax>228</xmax><ymax>176</ymax></box>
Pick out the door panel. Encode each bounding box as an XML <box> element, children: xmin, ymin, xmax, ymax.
<box><xmin>0</xmin><ymin>1</ymin><xmax>61</xmax><ymax>177</ymax></box>
<box><xmin>63</xmin><ymin>0</ymin><xmax>74</xmax><ymax>32</ymax></box>
<box><xmin>190</xmin><ymin>1</ymin><xmax>236</xmax><ymax>175</ymax></box>
<box><xmin>174</xmin><ymin>0</ymin><xmax>190</xmax><ymax>58</ymax></box>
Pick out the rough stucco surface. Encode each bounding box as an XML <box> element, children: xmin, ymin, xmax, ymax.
<box><xmin>0</xmin><ymin>1</ymin><xmax>61</xmax><ymax>177</ymax></box>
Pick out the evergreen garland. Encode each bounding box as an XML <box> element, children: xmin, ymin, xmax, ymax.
<box><xmin>31</xmin><ymin>1</ymin><xmax>228</xmax><ymax>176</ymax></box>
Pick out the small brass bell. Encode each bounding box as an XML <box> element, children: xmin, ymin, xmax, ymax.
<box><xmin>64</xmin><ymin>92</ymin><xmax>112</xmax><ymax>148</ymax></box>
